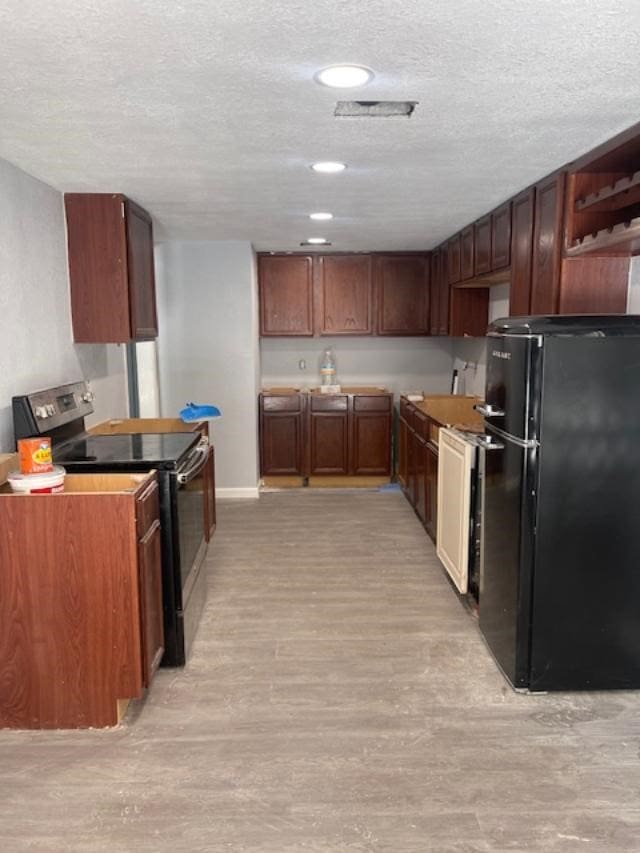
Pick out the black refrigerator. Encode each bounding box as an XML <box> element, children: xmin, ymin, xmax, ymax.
<box><xmin>479</xmin><ymin>315</ymin><xmax>640</xmax><ymax>691</ymax></box>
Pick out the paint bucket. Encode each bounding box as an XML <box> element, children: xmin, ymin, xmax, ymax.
<box><xmin>7</xmin><ymin>466</ymin><xmax>66</xmax><ymax>494</ymax></box>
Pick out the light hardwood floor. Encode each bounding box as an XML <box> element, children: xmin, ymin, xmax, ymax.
<box><xmin>2</xmin><ymin>490</ymin><xmax>640</xmax><ymax>852</ymax></box>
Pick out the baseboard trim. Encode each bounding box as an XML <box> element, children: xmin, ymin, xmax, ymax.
<box><xmin>216</xmin><ymin>487</ymin><xmax>260</xmax><ymax>499</ymax></box>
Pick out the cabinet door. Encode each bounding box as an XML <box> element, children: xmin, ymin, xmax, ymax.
<box><xmin>203</xmin><ymin>446</ymin><xmax>216</xmax><ymax>541</ymax></box>
<box><xmin>460</xmin><ymin>226</ymin><xmax>474</xmax><ymax>281</ymax></box>
<box><xmin>450</xmin><ymin>289</ymin><xmax>489</xmax><ymax>337</ymax></box>
<box><xmin>531</xmin><ymin>173</ymin><xmax>566</xmax><ymax>314</ymax></box>
<box><xmin>126</xmin><ymin>200</ymin><xmax>158</xmax><ymax>340</ymax></box>
<box><xmin>491</xmin><ymin>202</ymin><xmax>512</xmax><ymax>270</ymax></box>
<box><xmin>447</xmin><ymin>234</ymin><xmax>461</xmax><ymax>284</ymax></box>
<box><xmin>474</xmin><ymin>215</ymin><xmax>492</xmax><ymax>275</ymax></box>
<box><xmin>65</xmin><ymin>193</ymin><xmax>132</xmax><ymax>343</ymax></box>
<box><xmin>376</xmin><ymin>255</ymin><xmax>429</xmax><ymax>335</ymax></box>
<box><xmin>425</xmin><ymin>444</ymin><xmax>438</xmax><ymax>541</ymax></box>
<box><xmin>509</xmin><ymin>187</ymin><xmax>535</xmax><ymax>316</ymax></box>
<box><xmin>429</xmin><ymin>249</ymin><xmax>441</xmax><ymax>335</ymax></box>
<box><xmin>351</xmin><ymin>396</ymin><xmax>392</xmax><ymax>475</ymax></box>
<box><xmin>260</xmin><ymin>395</ymin><xmax>304</xmax><ymax>475</ymax></box>
<box><xmin>398</xmin><ymin>416</ymin><xmax>408</xmax><ymax>488</ymax></box>
<box><xmin>414</xmin><ymin>436</ymin><xmax>427</xmax><ymax>524</ymax></box>
<box><xmin>317</xmin><ymin>255</ymin><xmax>373</xmax><ymax>335</ymax></box>
<box><xmin>309</xmin><ymin>408</ymin><xmax>349</xmax><ymax>474</ymax></box>
<box><xmin>138</xmin><ymin>520</ymin><xmax>164</xmax><ymax>688</ymax></box>
<box><xmin>438</xmin><ymin>246</ymin><xmax>450</xmax><ymax>335</ymax></box>
<box><xmin>259</xmin><ymin>255</ymin><xmax>313</xmax><ymax>336</ymax></box>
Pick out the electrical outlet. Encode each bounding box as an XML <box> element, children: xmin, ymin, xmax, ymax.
<box><xmin>298</xmin><ymin>359</ymin><xmax>306</xmax><ymax>371</ymax></box>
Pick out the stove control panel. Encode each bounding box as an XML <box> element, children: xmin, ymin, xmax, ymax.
<box><xmin>12</xmin><ymin>380</ymin><xmax>95</xmax><ymax>442</ymax></box>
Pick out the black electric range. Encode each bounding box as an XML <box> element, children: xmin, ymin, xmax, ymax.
<box><xmin>53</xmin><ymin>432</ymin><xmax>201</xmax><ymax>472</ymax></box>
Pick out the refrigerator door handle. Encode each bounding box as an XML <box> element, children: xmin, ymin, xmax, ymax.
<box><xmin>475</xmin><ymin>403</ymin><xmax>505</xmax><ymax>418</ymax></box>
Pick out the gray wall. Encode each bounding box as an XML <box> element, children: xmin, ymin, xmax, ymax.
<box><xmin>155</xmin><ymin>241</ymin><xmax>260</xmax><ymax>495</ymax></box>
<box><xmin>260</xmin><ymin>336</ymin><xmax>454</xmax><ymax>398</ymax></box>
<box><xmin>0</xmin><ymin>157</ymin><xmax>127</xmax><ymax>452</ymax></box>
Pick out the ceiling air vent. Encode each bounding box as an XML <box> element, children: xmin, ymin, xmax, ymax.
<box><xmin>334</xmin><ymin>100</ymin><xmax>418</xmax><ymax>118</ymax></box>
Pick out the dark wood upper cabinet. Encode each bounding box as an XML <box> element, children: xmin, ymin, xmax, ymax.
<box><xmin>530</xmin><ymin>172</ymin><xmax>566</xmax><ymax>314</ymax></box>
<box><xmin>474</xmin><ymin>215</ymin><xmax>492</xmax><ymax>276</ymax></box>
<box><xmin>491</xmin><ymin>202</ymin><xmax>512</xmax><ymax>270</ymax></box>
<box><xmin>509</xmin><ymin>187</ymin><xmax>535</xmax><ymax>316</ymax></box>
<box><xmin>450</xmin><ymin>289</ymin><xmax>489</xmax><ymax>337</ymax></box>
<box><xmin>438</xmin><ymin>244</ymin><xmax>450</xmax><ymax>335</ymax></box>
<box><xmin>375</xmin><ymin>254</ymin><xmax>429</xmax><ymax>335</ymax></box>
<box><xmin>259</xmin><ymin>255</ymin><xmax>314</xmax><ymax>336</ymax></box>
<box><xmin>429</xmin><ymin>249</ymin><xmax>441</xmax><ymax>336</ymax></box>
<box><xmin>460</xmin><ymin>226</ymin><xmax>474</xmax><ymax>280</ymax></box>
<box><xmin>447</xmin><ymin>234</ymin><xmax>462</xmax><ymax>284</ymax></box>
<box><xmin>317</xmin><ymin>255</ymin><xmax>373</xmax><ymax>335</ymax></box>
<box><xmin>65</xmin><ymin>194</ymin><xmax>158</xmax><ymax>343</ymax></box>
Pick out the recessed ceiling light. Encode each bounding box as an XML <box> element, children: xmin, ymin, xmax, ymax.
<box><xmin>315</xmin><ymin>65</ymin><xmax>374</xmax><ymax>89</ymax></box>
<box><xmin>311</xmin><ymin>161</ymin><xmax>346</xmax><ymax>174</ymax></box>
<box><xmin>306</xmin><ymin>237</ymin><xmax>328</xmax><ymax>244</ymax></box>
<box><xmin>309</xmin><ymin>212</ymin><xmax>333</xmax><ymax>221</ymax></box>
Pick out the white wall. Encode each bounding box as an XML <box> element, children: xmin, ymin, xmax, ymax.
<box><xmin>260</xmin><ymin>336</ymin><xmax>454</xmax><ymax>398</ymax></box>
<box><xmin>155</xmin><ymin>241</ymin><xmax>260</xmax><ymax>496</ymax></box>
<box><xmin>0</xmin><ymin>157</ymin><xmax>127</xmax><ymax>452</ymax></box>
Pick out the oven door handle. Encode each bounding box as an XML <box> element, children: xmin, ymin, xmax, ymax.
<box><xmin>177</xmin><ymin>445</ymin><xmax>209</xmax><ymax>484</ymax></box>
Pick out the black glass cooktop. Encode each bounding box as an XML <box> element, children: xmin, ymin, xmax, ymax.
<box><xmin>53</xmin><ymin>432</ymin><xmax>201</xmax><ymax>472</ymax></box>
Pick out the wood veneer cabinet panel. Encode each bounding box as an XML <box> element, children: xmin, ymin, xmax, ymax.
<box><xmin>309</xmin><ymin>408</ymin><xmax>349</xmax><ymax>474</ymax></box>
<box><xmin>126</xmin><ymin>200</ymin><xmax>158</xmax><ymax>340</ymax></box>
<box><xmin>450</xmin><ymin>289</ymin><xmax>489</xmax><ymax>337</ymax></box>
<box><xmin>0</xmin><ymin>491</ymin><xmax>145</xmax><ymax>728</ymax></box>
<box><xmin>425</xmin><ymin>443</ymin><xmax>438</xmax><ymax>541</ymax></box>
<box><xmin>491</xmin><ymin>202</ymin><xmax>512</xmax><ymax>270</ymax></box>
<box><xmin>509</xmin><ymin>187</ymin><xmax>535</xmax><ymax>316</ymax></box>
<box><xmin>438</xmin><ymin>246</ymin><xmax>450</xmax><ymax>335</ymax></box>
<box><xmin>259</xmin><ymin>395</ymin><xmax>305</xmax><ymax>475</ymax></box>
<box><xmin>65</xmin><ymin>194</ymin><xmax>158</xmax><ymax>342</ymax></box>
<box><xmin>375</xmin><ymin>254</ymin><xmax>429</xmax><ymax>335</ymax></box>
<box><xmin>460</xmin><ymin>226</ymin><xmax>475</xmax><ymax>280</ymax></box>
<box><xmin>447</xmin><ymin>234</ymin><xmax>462</xmax><ymax>284</ymax></box>
<box><xmin>138</xmin><ymin>520</ymin><xmax>164</xmax><ymax>688</ymax></box>
<box><xmin>531</xmin><ymin>172</ymin><xmax>566</xmax><ymax>314</ymax></box>
<box><xmin>429</xmin><ymin>248</ymin><xmax>441</xmax><ymax>335</ymax></box>
<box><xmin>203</xmin><ymin>445</ymin><xmax>217</xmax><ymax>540</ymax></box>
<box><xmin>351</xmin><ymin>395</ymin><xmax>392</xmax><ymax>475</ymax></box>
<box><xmin>317</xmin><ymin>255</ymin><xmax>373</xmax><ymax>335</ymax></box>
<box><xmin>259</xmin><ymin>255</ymin><xmax>314</xmax><ymax>336</ymax></box>
<box><xmin>474</xmin><ymin>215</ymin><xmax>492</xmax><ymax>275</ymax></box>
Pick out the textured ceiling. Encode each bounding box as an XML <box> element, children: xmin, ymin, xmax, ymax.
<box><xmin>2</xmin><ymin>0</ymin><xmax>640</xmax><ymax>251</ymax></box>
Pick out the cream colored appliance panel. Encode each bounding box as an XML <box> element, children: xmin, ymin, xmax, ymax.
<box><xmin>437</xmin><ymin>428</ymin><xmax>475</xmax><ymax>593</ymax></box>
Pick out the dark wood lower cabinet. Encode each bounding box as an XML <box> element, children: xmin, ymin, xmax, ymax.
<box><xmin>260</xmin><ymin>392</ymin><xmax>392</xmax><ymax>479</ymax></box>
<box><xmin>425</xmin><ymin>443</ymin><xmax>438</xmax><ymax>539</ymax></box>
<box><xmin>259</xmin><ymin>394</ymin><xmax>305</xmax><ymax>476</ymax></box>
<box><xmin>309</xmin><ymin>410</ymin><xmax>349</xmax><ymax>475</ymax></box>
<box><xmin>0</xmin><ymin>471</ymin><xmax>162</xmax><ymax>729</ymax></box>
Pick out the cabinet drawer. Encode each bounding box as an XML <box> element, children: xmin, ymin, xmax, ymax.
<box><xmin>354</xmin><ymin>395</ymin><xmax>392</xmax><ymax>412</ymax></box>
<box><xmin>310</xmin><ymin>395</ymin><xmax>348</xmax><ymax>412</ymax></box>
<box><xmin>136</xmin><ymin>479</ymin><xmax>160</xmax><ymax>539</ymax></box>
<box><xmin>262</xmin><ymin>394</ymin><xmax>302</xmax><ymax>412</ymax></box>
